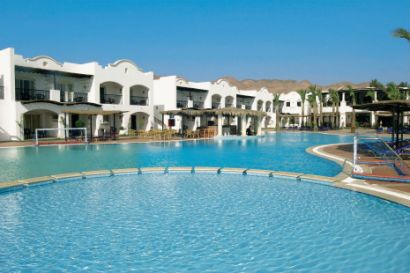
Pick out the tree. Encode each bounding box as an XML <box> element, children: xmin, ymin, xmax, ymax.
<box><xmin>297</xmin><ymin>89</ymin><xmax>307</xmax><ymax>127</ymax></box>
<box><xmin>393</xmin><ymin>28</ymin><xmax>410</xmax><ymax>44</ymax></box>
<box><xmin>329</xmin><ymin>88</ymin><xmax>340</xmax><ymax>129</ymax></box>
<box><xmin>369</xmin><ymin>79</ymin><xmax>385</xmax><ymax>90</ymax></box>
<box><xmin>307</xmin><ymin>85</ymin><xmax>318</xmax><ymax>131</ymax></box>
<box><xmin>316</xmin><ymin>87</ymin><xmax>324</xmax><ymax>127</ymax></box>
<box><xmin>386</xmin><ymin>82</ymin><xmax>405</xmax><ymax>100</ymax></box>
<box><xmin>273</xmin><ymin>94</ymin><xmax>281</xmax><ymax>131</ymax></box>
<box><xmin>347</xmin><ymin>85</ymin><xmax>356</xmax><ymax>133</ymax></box>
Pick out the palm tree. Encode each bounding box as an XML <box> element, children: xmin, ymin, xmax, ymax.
<box><xmin>368</xmin><ymin>79</ymin><xmax>385</xmax><ymax>101</ymax></box>
<box><xmin>297</xmin><ymin>89</ymin><xmax>307</xmax><ymax>127</ymax></box>
<box><xmin>386</xmin><ymin>82</ymin><xmax>405</xmax><ymax>100</ymax></box>
<box><xmin>369</xmin><ymin>79</ymin><xmax>385</xmax><ymax>90</ymax></box>
<box><xmin>307</xmin><ymin>85</ymin><xmax>318</xmax><ymax>131</ymax></box>
<box><xmin>329</xmin><ymin>88</ymin><xmax>340</xmax><ymax>129</ymax></box>
<box><xmin>347</xmin><ymin>85</ymin><xmax>356</xmax><ymax>133</ymax></box>
<box><xmin>316</xmin><ymin>87</ymin><xmax>324</xmax><ymax>127</ymax></box>
<box><xmin>273</xmin><ymin>94</ymin><xmax>281</xmax><ymax>131</ymax></box>
<box><xmin>393</xmin><ymin>28</ymin><xmax>410</xmax><ymax>44</ymax></box>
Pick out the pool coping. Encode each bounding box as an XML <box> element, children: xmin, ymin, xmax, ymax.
<box><xmin>1</xmin><ymin>166</ymin><xmax>409</xmax><ymax>207</ymax></box>
<box><xmin>307</xmin><ymin>143</ymin><xmax>410</xmax><ymax>207</ymax></box>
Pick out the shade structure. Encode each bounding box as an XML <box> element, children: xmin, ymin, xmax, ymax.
<box><xmin>354</xmin><ymin>100</ymin><xmax>410</xmax><ymax>147</ymax></box>
<box><xmin>62</xmin><ymin>109</ymin><xmax>126</xmax><ymax>115</ymax></box>
<box><xmin>161</xmin><ymin>107</ymin><xmax>267</xmax><ymax>118</ymax></box>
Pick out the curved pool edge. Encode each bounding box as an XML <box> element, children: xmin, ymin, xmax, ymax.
<box><xmin>307</xmin><ymin>143</ymin><xmax>410</xmax><ymax>207</ymax></box>
<box><xmin>1</xmin><ymin>166</ymin><xmax>410</xmax><ymax>208</ymax></box>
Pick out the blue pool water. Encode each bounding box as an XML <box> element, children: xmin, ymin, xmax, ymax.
<box><xmin>0</xmin><ymin>132</ymin><xmax>352</xmax><ymax>182</ymax></box>
<box><xmin>0</xmin><ymin>173</ymin><xmax>409</xmax><ymax>272</ymax></box>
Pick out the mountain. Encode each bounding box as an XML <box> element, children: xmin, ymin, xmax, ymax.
<box><xmin>218</xmin><ymin>76</ymin><xmax>369</xmax><ymax>93</ymax></box>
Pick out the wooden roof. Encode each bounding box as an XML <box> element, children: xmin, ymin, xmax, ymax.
<box><xmin>162</xmin><ymin>107</ymin><xmax>267</xmax><ymax>117</ymax></box>
<box><xmin>62</xmin><ymin>109</ymin><xmax>127</xmax><ymax>115</ymax></box>
<box><xmin>354</xmin><ymin>100</ymin><xmax>410</xmax><ymax>112</ymax></box>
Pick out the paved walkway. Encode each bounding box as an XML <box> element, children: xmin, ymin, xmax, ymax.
<box><xmin>318</xmin><ymin>143</ymin><xmax>410</xmax><ymax>194</ymax></box>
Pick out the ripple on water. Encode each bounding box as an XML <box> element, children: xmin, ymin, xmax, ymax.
<box><xmin>0</xmin><ymin>173</ymin><xmax>409</xmax><ymax>272</ymax></box>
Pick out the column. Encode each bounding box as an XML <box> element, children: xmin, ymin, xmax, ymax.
<box><xmin>257</xmin><ymin>117</ymin><xmax>262</xmax><ymax>135</ymax></box>
<box><xmin>371</xmin><ymin>112</ymin><xmax>376</xmax><ymax>128</ymax></box>
<box><xmin>57</xmin><ymin>112</ymin><xmax>66</xmax><ymax>138</ymax></box>
<box><xmin>241</xmin><ymin>115</ymin><xmax>247</xmax><ymax>136</ymax></box>
<box><xmin>95</xmin><ymin>114</ymin><xmax>104</xmax><ymax>137</ymax></box>
<box><xmin>217</xmin><ymin>114</ymin><xmax>223</xmax><ymax>136</ymax></box>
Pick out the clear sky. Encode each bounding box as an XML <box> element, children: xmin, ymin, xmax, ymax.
<box><xmin>1</xmin><ymin>0</ymin><xmax>409</xmax><ymax>84</ymax></box>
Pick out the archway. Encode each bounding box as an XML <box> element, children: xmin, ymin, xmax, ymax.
<box><xmin>212</xmin><ymin>94</ymin><xmax>222</xmax><ymax>109</ymax></box>
<box><xmin>225</xmin><ymin>96</ymin><xmax>234</xmax><ymax>108</ymax></box>
<box><xmin>265</xmin><ymin>101</ymin><xmax>272</xmax><ymax>113</ymax></box>
<box><xmin>257</xmin><ymin>100</ymin><xmax>264</xmax><ymax>112</ymax></box>
<box><xmin>100</xmin><ymin>81</ymin><xmax>123</xmax><ymax>104</ymax></box>
<box><xmin>130</xmin><ymin>85</ymin><xmax>149</xmax><ymax>105</ymax></box>
<box><xmin>23</xmin><ymin>109</ymin><xmax>59</xmax><ymax>139</ymax></box>
<box><xmin>130</xmin><ymin>112</ymin><xmax>150</xmax><ymax>131</ymax></box>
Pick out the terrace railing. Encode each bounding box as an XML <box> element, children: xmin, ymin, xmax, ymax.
<box><xmin>73</xmin><ymin>92</ymin><xmax>88</xmax><ymax>103</ymax></box>
<box><xmin>130</xmin><ymin>96</ymin><xmax>149</xmax><ymax>106</ymax></box>
<box><xmin>212</xmin><ymin>103</ymin><xmax>221</xmax><ymax>109</ymax></box>
<box><xmin>177</xmin><ymin>100</ymin><xmax>188</xmax><ymax>108</ymax></box>
<box><xmin>101</xmin><ymin>94</ymin><xmax>122</xmax><ymax>104</ymax></box>
<box><xmin>15</xmin><ymin>88</ymin><xmax>50</xmax><ymax>101</ymax></box>
<box><xmin>193</xmin><ymin>101</ymin><xmax>204</xmax><ymax>109</ymax></box>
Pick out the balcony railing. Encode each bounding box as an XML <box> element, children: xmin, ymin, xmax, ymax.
<box><xmin>177</xmin><ymin>100</ymin><xmax>188</xmax><ymax>108</ymax></box>
<box><xmin>130</xmin><ymin>95</ymin><xmax>148</xmax><ymax>106</ymax></box>
<box><xmin>0</xmin><ymin>86</ymin><xmax>4</xmax><ymax>99</ymax></box>
<box><xmin>193</xmin><ymin>101</ymin><xmax>204</xmax><ymax>108</ymax></box>
<box><xmin>212</xmin><ymin>103</ymin><xmax>221</xmax><ymax>109</ymax></box>
<box><xmin>101</xmin><ymin>94</ymin><xmax>122</xmax><ymax>104</ymax></box>
<box><xmin>15</xmin><ymin>88</ymin><xmax>50</xmax><ymax>101</ymax></box>
<box><xmin>61</xmin><ymin>92</ymin><xmax>88</xmax><ymax>103</ymax></box>
<box><xmin>73</xmin><ymin>92</ymin><xmax>88</xmax><ymax>103</ymax></box>
<box><xmin>236</xmin><ymin>104</ymin><xmax>251</xmax><ymax>110</ymax></box>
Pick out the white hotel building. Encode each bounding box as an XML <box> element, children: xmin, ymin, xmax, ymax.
<box><xmin>0</xmin><ymin>47</ymin><xmax>393</xmax><ymax>142</ymax></box>
<box><xmin>0</xmin><ymin>47</ymin><xmax>155</xmax><ymax>141</ymax></box>
<box><xmin>0</xmin><ymin>48</ymin><xmax>275</xmax><ymax>141</ymax></box>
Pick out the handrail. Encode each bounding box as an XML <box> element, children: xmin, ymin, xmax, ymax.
<box><xmin>15</xmin><ymin>88</ymin><xmax>50</xmax><ymax>101</ymax></box>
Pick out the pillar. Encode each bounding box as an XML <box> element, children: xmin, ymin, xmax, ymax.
<box><xmin>257</xmin><ymin>117</ymin><xmax>262</xmax><ymax>135</ymax></box>
<box><xmin>371</xmin><ymin>112</ymin><xmax>376</xmax><ymax>128</ymax></box>
<box><xmin>241</xmin><ymin>115</ymin><xmax>247</xmax><ymax>136</ymax></box>
<box><xmin>57</xmin><ymin>112</ymin><xmax>66</xmax><ymax>138</ymax></box>
<box><xmin>217</xmin><ymin>114</ymin><xmax>223</xmax><ymax>136</ymax></box>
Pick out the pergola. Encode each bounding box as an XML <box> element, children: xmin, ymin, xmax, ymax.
<box><xmin>62</xmin><ymin>109</ymin><xmax>127</xmax><ymax>141</ymax></box>
<box><xmin>354</xmin><ymin>100</ymin><xmax>410</xmax><ymax>147</ymax></box>
<box><xmin>161</xmin><ymin>107</ymin><xmax>267</xmax><ymax>136</ymax></box>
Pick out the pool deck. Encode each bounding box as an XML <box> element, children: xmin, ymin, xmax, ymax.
<box><xmin>308</xmin><ymin>143</ymin><xmax>410</xmax><ymax>207</ymax></box>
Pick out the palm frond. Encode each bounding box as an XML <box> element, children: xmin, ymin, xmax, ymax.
<box><xmin>393</xmin><ymin>28</ymin><xmax>410</xmax><ymax>42</ymax></box>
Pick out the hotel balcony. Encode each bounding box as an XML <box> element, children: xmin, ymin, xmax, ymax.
<box><xmin>193</xmin><ymin>101</ymin><xmax>204</xmax><ymax>108</ymax></box>
<box><xmin>212</xmin><ymin>103</ymin><xmax>221</xmax><ymax>109</ymax></box>
<box><xmin>130</xmin><ymin>95</ymin><xmax>149</xmax><ymax>106</ymax></box>
<box><xmin>15</xmin><ymin>88</ymin><xmax>50</xmax><ymax>101</ymax></box>
<box><xmin>101</xmin><ymin>93</ymin><xmax>122</xmax><ymax>104</ymax></box>
<box><xmin>177</xmin><ymin>100</ymin><xmax>188</xmax><ymax>108</ymax></box>
<box><xmin>60</xmin><ymin>92</ymin><xmax>88</xmax><ymax>103</ymax></box>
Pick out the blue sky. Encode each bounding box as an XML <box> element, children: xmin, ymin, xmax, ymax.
<box><xmin>1</xmin><ymin>0</ymin><xmax>409</xmax><ymax>84</ymax></box>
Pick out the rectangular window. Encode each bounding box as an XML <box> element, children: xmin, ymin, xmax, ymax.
<box><xmin>286</xmin><ymin>102</ymin><xmax>290</xmax><ymax>107</ymax></box>
<box><xmin>0</xmin><ymin>86</ymin><xmax>4</xmax><ymax>99</ymax></box>
<box><xmin>297</xmin><ymin>102</ymin><xmax>301</xmax><ymax>107</ymax></box>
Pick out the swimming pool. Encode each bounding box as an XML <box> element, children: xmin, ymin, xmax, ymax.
<box><xmin>0</xmin><ymin>132</ymin><xmax>352</xmax><ymax>182</ymax></box>
<box><xmin>0</xmin><ymin>172</ymin><xmax>409</xmax><ymax>272</ymax></box>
